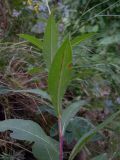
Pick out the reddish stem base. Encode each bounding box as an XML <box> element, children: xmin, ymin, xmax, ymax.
<box><xmin>58</xmin><ymin>116</ymin><xmax>63</xmax><ymax>160</ymax></box>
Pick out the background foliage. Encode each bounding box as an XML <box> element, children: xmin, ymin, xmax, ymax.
<box><xmin>0</xmin><ymin>0</ymin><xmax>120</xmax><ymax>160</ymax></box>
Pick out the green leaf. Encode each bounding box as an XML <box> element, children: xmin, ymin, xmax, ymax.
<box><xmin>64</xmin><ymin>117</ymin><xmax>102</xmax><ymax>145</ymax></box>
<box><xmin>62</xmin><ymin>100</ymin><xmax>87</xmax><ymax>134</ymax></box>
<box><xmin>0</xmin><ymin>119</ymin><xmax>59</xmax><ymax>160</ymax></box>
<box><xmin>91</xmin><ymin>153</ymin><xmax>108</xmax><ymax>160</ymax></box>
<box><xmin>43</xmin><ymin>14</ymin><xmax>58</xmax><ymax>69</ymax></box>
<box><xmin>71</xmin><ymin>33</ymin><xmax>95</xmax><ymax>47</ymax></box>
<box><xmin>69</xmin><ymin>110</ymin><xmax>120</xmax><ymax>160</ymax></box>
<box><xmin>12</xmin><ymin>89</ymin><xmax>51</xmax><ymax>100</ymax></box>
<box><xmin>48</xmin><ymin>38</ymin><xmax>72</xmax><ymax>116</ymax></box>
<box><xmin>0</xmin><ymin>87</ymin><xmax>51</xmax><ymax>101</ymax></box>
<box><xmin>64</xmin><ymin>126</ymin><xmax>74</xmax><ymax>145</ymax></box>
<box><xmin>69</xmin><ymin>117</ymin><xmax>95</xmax><ymax>140</ymax></box>
<box><xmin>19</xmin><ymin>34</ymin><xmax>43</xmax><ymax>50</ymax></box>
<box><xmin>70</xmin><ymin>116</ymin><xmax>103</xmax><ymax>142</ymax></box>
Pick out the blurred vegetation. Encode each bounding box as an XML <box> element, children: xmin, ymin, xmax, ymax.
<box><xmin>0</xmin><ymin>0</ymin><xmax>120</xmax><ymax>160</ymax></box>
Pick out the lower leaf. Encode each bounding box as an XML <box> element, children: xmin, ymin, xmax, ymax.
<box><xmin>0</xmin><ymin>119</ymin><xmax>59</xmax><ymax>160</ymax></box>
<box><xmin>69</xmin><ymin>110</ymin><xmax>120</xmax><ymax>160</ymax></box>
<box><xmin>91</xmin><ymin>153</ymin><xmax>108</xmax><ymax>160</ymax></box>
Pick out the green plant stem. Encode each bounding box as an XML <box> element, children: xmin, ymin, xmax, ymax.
<box><xmin>58</xmin><ymin>116</ymin><xmax>63</xmax><ymax>160</ymax></box>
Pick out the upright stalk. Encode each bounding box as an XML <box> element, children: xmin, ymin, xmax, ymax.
<box><xmin>58</xmin><ymin>116</ymin><xmax>63</xmax><ymax>160</ymax></box>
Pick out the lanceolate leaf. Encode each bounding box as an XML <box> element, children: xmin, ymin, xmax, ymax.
<box><xmin>48</xmin><ymin>38</ymin><xmax>72</xmax><ymax>116</ymax></box>
<box><xmin>19</xmin><ymin>34</ymin><xmax>43</xmax><ymax>50</ymax></box>
<box><xmin>91</xmin><ymin>153</ymin><xmax>108</xmax><ymax>160</ymax></box>
<box><xmin>12</xmin><ymin>89</ymin><xmax>51</xmax><ymax>100</ymax></box>
<box><xmin>71</xmin><ymin>33</ymin><xmax>95</xmax><ymax>47</ymax></box>
<box><xmin>43</xmin><ymin>14</ymin><xmax>58</xmax><ymax>70</ymax></box>
<box><xmin>69</xmin><ymin>117</ymin><xmax>95</xmax><ymax>140</ymax></box>
<box><xmin>62</xmin><ymin>100</ymin><xmax>87</xmax><ymax>134</ymax></box>
<box><xmin>69</xmin><ymin>110</ymin><xmax>120</xmax><ymax>160</ymax></box>
<box><xmin>0</xmin><ymin>87</ymin><xmax>51</xmax><ymax>101</ymax></box>
<box><xmin>0</xmin><ymin>119</ymin><xmax>59</xmax><ymax>160</ymax></box>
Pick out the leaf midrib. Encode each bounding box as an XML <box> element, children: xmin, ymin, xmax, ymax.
<box><xmin>50</xmin><ymin>18</ymin><xmax>53</xmax><ymax>65</ymax></box>
<box><xmin>2</xmin><ymin>126</ymin><xmax>58</xmax><ymax>153</ymax></box>
<box><xmin>57</xmin><ymin>43</ymin><xmax>68</xmax><ymax>115</ymax></box>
